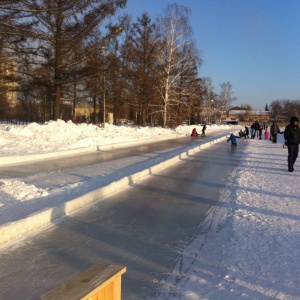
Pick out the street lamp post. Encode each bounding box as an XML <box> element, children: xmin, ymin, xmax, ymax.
<box><xmin>221</xmin><ymin>105</ymin><xmax>224</xmax><ymax>124</ymax></box>
<box><xmin>101</xmin><ymin>46</ymin><xmax>106</xmax><ymax>128</ymax></box>
<box><xmin>210</xmin><ymin>99</ymin><xmax>214</xmax><ymax>123</ymax></box>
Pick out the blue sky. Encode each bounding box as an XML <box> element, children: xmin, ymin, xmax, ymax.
<box><xmin>124</xmin><ymin>0</ymin><xmax>300</xmax><ymax>109</ymax></box>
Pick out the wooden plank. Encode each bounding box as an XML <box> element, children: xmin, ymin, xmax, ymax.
<box><xmin>37</xmin><ymin>263</ymin><xmax>126</xmax><ymax>300</ymax></box>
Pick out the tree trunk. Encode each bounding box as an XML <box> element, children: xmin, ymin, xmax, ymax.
<box><xmin>53</xmin><ymin>3</ymin><xmax>62</xmax><ymax>120</ymax></box>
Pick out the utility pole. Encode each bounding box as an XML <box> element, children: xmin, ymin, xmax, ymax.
<box><xmin>101</xmin><ymin>46</ymin><xmax>106</xmax><ymax>128</ymax></box>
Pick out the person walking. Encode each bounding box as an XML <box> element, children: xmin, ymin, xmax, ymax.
<box><xmin>250</xmin><ymin>122</ymin><xmax>255</xmax><ymax>138</ymax></box>
<box><xmin>201</xmin><ymin>124</ymin><xmax>207</xmax><ymax>136</ymax></box>
<box><xmin>284</xmin><ymin>116</ymin><xmax>300</xmax><ymax>172</ymax></box>
<box><xmin>258</xmin><ymin>125</ymin><xmax>263</xmax><ymax>140</ymax></box>
<box><xmin>254</xmin><ymin>120</ymin><xmax>260</xmax><ymax>138</ymax></box>
<box><xmin>270</xmin><ymin>121</ymin><xmax>279</xmax><ymax>143</ymax></box>
<box><xmin>244</xmin><ymin>126</ymin><xmax>249</xmax><ymax>139</ymax></box>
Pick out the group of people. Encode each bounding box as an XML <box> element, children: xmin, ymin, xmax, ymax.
<box><xmin>237</xmin><ymin>121</ymin><xmax>282</xmax><ymax>143</ymax></box>
<box><xmin>190</xmin><ymin>117</ymin><xmax>300</xmax><ymax>173</ymax></box>
<box><xmin>238</xmin><ymin>121</ymin><xmax>265</xmax><ymax>140</ymax></box>
<box><xmin>230</xmin><ymin>116</ymin><xmax>300</xmax><ymax>173</ymax></box>
<box><xmin>191</xmin><ymin>125</ymin><xmax>206</xmax><ymax>137</ymax></box>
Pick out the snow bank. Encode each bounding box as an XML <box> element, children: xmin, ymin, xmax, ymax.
<box><xmin>0</xmin><ymin>120</ymin><xmax>236</xmax><ymax>157</ymax></box>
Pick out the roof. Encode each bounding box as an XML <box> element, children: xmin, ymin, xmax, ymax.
<box><xmin>229</xmin><ymin>110</ymin><xmax>272</xmax><ymax>116</ymax></box>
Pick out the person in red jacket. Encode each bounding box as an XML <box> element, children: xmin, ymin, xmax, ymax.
<box><xmin>191</xmin><ymin>128</ymin><xmax>199</xmax><ymax>137</ymax></box>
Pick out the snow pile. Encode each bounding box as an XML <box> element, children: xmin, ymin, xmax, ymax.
<box><xmin>0</xmin><ymin>180</ymin><xmax>49</xmax><ymax>205</ymax></box>
<box><xmin>0</xmin><ymin>120</ymin><xmax>234</xmax><ymax>157</ymax></box>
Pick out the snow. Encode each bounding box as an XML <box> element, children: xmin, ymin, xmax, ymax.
<box><xmin>1</xmin><ymin>120</ymin><xmax>299</xmax><ymax>299</ymax></box>
<box><xmin>0</xmin><ymin>120</ymin><xmax>207</xmax><ymax>204</ymax></box>
<box><xmin>0</xmin><ymin>120</ymin><xmax>188</xmax><ymax>156</ymax></box>
<box><xmin>152</xmin><ymin>134</ymin><xmax>300</xmax><ymax>300</ymax></box>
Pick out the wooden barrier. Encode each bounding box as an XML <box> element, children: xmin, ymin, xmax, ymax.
<box><xmin>38</xmin><ymin>263</ymin><xmax>126</xmax><ymax>300</ymax></box>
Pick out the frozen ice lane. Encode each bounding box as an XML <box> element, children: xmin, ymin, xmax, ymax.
<box><xmin>0</xmin><ymin>130</ymin><xmax>229</xmax><ymax>178</ymax></box>
<box><xmin>0</xmin><ymin>139</ymin><xmax>246</xmax><ymax>300</ymax></box>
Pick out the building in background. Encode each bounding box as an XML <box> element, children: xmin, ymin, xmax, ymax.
<box><xmin>0</xmin><ymin>59</ymin><xmax>17</xmax><ymax>110</ymax></box>
<box><xmin>228</xmin><ymin>109</ymin><xmax>273</xmax><ymax>124</ymax></box>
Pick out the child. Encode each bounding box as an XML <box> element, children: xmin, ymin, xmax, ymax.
<box><xmin>238</xmin><ymin>129</ymin><xmax>245</xmax><ymax>138</ymax></box>
<box><xmin>227</xmin><ymin>133</ymin><xmax>238</xmax><ymax>147</ymax></box>
<box><xmin>244</xmin><ymin>126</ymin><xmax>249</xmax><ymax>139</ymax></box>
<box><xmin>250</xmin><ymin>128</ymin><xmax>255</xmax><ymax>139</ymax></box>
<box><xmin>264</xmin><ymin>128</ymin><xmax>269</xmax><ymax>140</ymax></box>
<box><xmin>191</xmin><ymin>128</ymin><xmax>199</xmax><ymax>137</ymax></box>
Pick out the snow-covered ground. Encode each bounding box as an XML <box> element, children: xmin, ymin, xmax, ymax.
<box><xmin>1</xmin><ymin>120</ymin><xmax>299</xmax><ymax>299</ymax></box>
<box><xmin>0</xmin><ymin>120</ymin><xmax>229</xmax><ymax>203</ymax></box>
<box><xmin>0</xmin><ymin>120</ymin><xmax>195</xmax><ymax>157</ymax></box>
<box><xmin>153</xmin><ymin>134</ymin><xmax>300</xmax><ymax>300</ymax></box>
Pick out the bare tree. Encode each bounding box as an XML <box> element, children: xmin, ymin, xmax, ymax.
<box><xmin>200</xmin><ymin>77</ymin><xmax>215</xmax><ymax>123</ymax></box>
<box><xmin>219</xmin><ymin>82</ymin><xmax>237</xmax><ymax>112</ymax></box>
<box><xmin>1</xmin><ymin>0</ymin><xmax>127</xmax><ymax>120</ymax></box>
<box><xmin>174</xmin><ymin>42</ymin><xmax>201</xmax><ymax>126</ymax></box>
<box><xmin>156</xmin><ymin>3</ymin><xmax>201</xmax><ymax>127</ymax></box>
<box><xmin>269</xmin><ymin>100</ymin><xmax>283</xmax><ymax>121</ymax></box>
<box><xmin>271</xmin><ymin>99</ymin><xmax>300</xmax><ymax>123</ymax></box>
<box><xmin>122</xmin><ymin>13</ymin><xmax>161</xmax><ymax>126</ymax></box>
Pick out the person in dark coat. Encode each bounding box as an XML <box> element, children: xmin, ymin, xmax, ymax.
<box><xmin>254</xmin><ymin>120</ymin><xmax>260</xmax><ymax>138</ymax></box>
<box><xmin>270</xmin><ymin>121</ymin><xmax>279</xmax><ymax>143</ymax></box>
<box><xmin>244</xmin><ymin>126</ymin><xmax>249</xmax><ymax>139</ymax></box>
<box><xmin>284</xmin><ymin>116</ymin><xmax>300</xmax><ymax>172</ymax></box>
<box><xmin>258</xmin><ymin>125</ymin><xmax>263</xmax><ymax>140</ymax></box>
<box><xmin>238</xmin><ymin>129</ymin><xmax>244</xmax><ymax>137</ymax></box>
<box><xmin>201</xmin><ymin>125</ymin><xmax>207</xmax><ymax>136</ymax></box>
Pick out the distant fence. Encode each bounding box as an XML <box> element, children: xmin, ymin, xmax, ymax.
<box><xmin>0</xmin><ymin>116</ymin><xmax>49</xmax><ymax>125</ymax></box>
<box><xmin>0</xmin><ymin>117</ymin><xmax>30</xmax><ymax>125</ymax></box>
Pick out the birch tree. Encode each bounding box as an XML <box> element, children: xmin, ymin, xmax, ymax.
<box><xmin>156</xmin><ymin>3</ymin><xmax>201</xmax><ymax>127</ymax></box>
<box><xmin>219</xmin><ymin>82</ymin><xmax>237</xmax><ymax>110</ymax></box>
<box><xmin>174</xmin><ymin>41</ymin><xmax>202</xmax><ymax>126</ymax></box>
